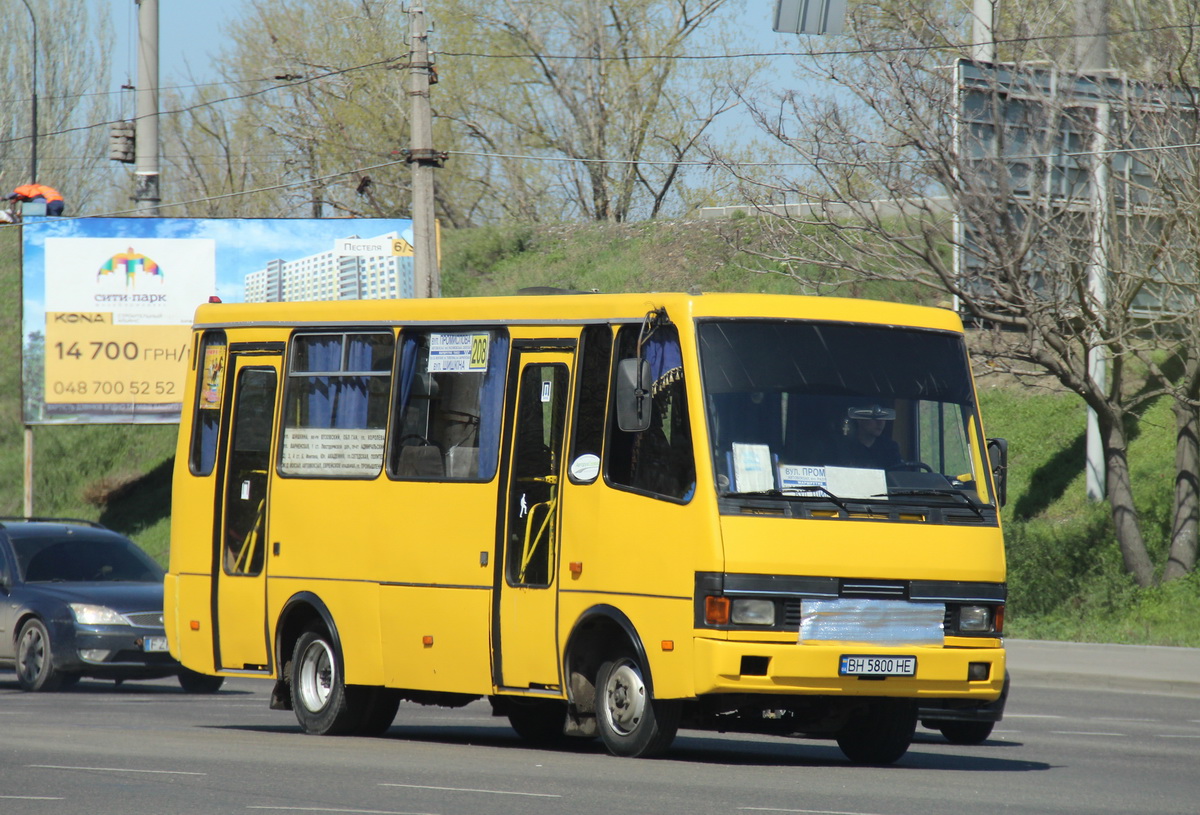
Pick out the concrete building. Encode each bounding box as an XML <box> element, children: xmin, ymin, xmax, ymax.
<box><xmin>244</xmin><ymin>232</ymin><xmax>415</xmax><ymax>303</ymax></box>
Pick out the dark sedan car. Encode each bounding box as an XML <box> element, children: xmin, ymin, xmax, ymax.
<box><xmin>0</xmin><ymin>518</ymin><xmax>222</xmax><ymax>693</ymax></box>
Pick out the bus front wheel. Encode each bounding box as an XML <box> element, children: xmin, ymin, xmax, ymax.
<box><xmin>595</xmin><ymin>655</ymin><xmax>680</xmax><ymax>758</ymax></box>
<box><xmin>836</xmin><ymin>699</ymin><xmax>917</xmax><ymax>765</ymax></box>
<box><xmin>290</xmin><ymin>629</ymin><xmax>362</xmax><ymax>735</ymax></box>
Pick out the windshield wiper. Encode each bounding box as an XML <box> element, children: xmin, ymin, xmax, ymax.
<box><xmin>724</xmin><ymin>487</ymin><xmax>849</xmax><ymax>513</ymax></box>
<box><xmin>883</xmin><ymin>488</ymin><xmax>985</xmax><ymax>519</ymax></box>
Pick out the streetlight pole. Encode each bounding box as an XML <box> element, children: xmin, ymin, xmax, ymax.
<box><xmin>19</xmin><ymin>0</ymin><xmax>38</xmax><ymax>183</ymax></box>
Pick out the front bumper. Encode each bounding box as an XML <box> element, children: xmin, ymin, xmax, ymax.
<box><xmin>692</xmin><ymin>637</ymin><xmax>1006</xmax><ymax>702</ymax></box>
<box><xmin>48</xmin><ymin>618</ymin><xmax>182</xmax><ymax>680</ymax></box>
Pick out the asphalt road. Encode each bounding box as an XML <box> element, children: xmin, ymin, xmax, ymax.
<box><xmin>1</xmin><ymin>641</ymin><xmax>1197</xmax><ymax>815</ymax></box>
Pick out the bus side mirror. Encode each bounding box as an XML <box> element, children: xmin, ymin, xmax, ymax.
<box><xmin>615</xmin><ymin>357</ymin><xmax>653</xmax><ymax>433</ymax></box>
<box><xmin>986</xmin><ymin>437</ymin><xmax>1008</xmax><ymax>507</ymax></box>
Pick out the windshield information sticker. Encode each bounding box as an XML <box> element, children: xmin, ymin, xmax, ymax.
<box><xmin>429</xmin><ymin>333</ymin><xmax>489</xmax><ymax>373</ymax></box>
<box><xmin>779</xmin><ymin>464</ymin><xmax>886</xmax><ymax>500</ymax></box>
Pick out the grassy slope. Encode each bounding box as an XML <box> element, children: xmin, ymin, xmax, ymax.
<box><xmin>2</xmin><ymin>220</ymin><xmax>1195</xmax><ymax>644</ymax></box>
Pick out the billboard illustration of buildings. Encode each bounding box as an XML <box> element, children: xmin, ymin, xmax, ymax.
<box><xmin>21</xmin><ymin>217</ymin><xmax>414</xmax><ymax>425</ymax></box>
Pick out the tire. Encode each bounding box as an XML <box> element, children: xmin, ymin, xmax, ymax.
<box><xmin>289</xmin><ymin>629</ymin><xmax>363</xmax><ymax>735</ymax></box>
<box><xmin>595</xmin><ymin>655</ymin><xmax>680</xmax><ymax>758</ymax></box>
<box><xmin>178</xmin><ymin>669</ymin><xmax>226</xmax><ymax>694</ymax></box>
<box><xmin>506</xmin><ymin>698</ymin><xmax>569</xmax><ymax>745</ymax></box>
<box><xmin>836</xmin><ymin>699</ymin><xmax>917</xmax><ymax>765</ymax></box>
<box><xmin>937</xmin><ymin>720</ymin><xmax>994</xmax><ymax>745</ymax></box>
<box><xmin>355</xmin><ymin>687</ymin><xmax>400</xmax><ymax>736</ymax></box>
<box><xmin>16</xmin><ymin>618</ymin><xmax>65</xmax><ymax>692</ymax></box>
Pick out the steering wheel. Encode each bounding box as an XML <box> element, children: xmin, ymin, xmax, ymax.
<box><xmin>899</xmin><ymin>460</ymin><xmax>933</xmax><ymax>473</ymax></box>
<box><xmin>399</xmin><ymin>433</ymin><xmax>435</xmax><ymax>447</ymax></box>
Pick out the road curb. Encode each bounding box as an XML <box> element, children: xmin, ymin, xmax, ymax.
<box><xmin>1006</xmin><ymin>639</ymin><xmax>1200</xmax><ymax>696</ymax></box>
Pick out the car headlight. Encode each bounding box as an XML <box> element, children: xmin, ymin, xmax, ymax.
<box><xmin>731</xmin><ymin>598</ymin><xmax>776</xmax><ymax>626</ymax></box>
<box><xmin>69</xmin><ymin>604</ymin><xmax>130</xmax><ymax>626</ymax></box>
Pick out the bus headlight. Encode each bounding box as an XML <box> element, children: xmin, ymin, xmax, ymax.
<box><xmin>731</xmin><ymin>598</ymin><xmax>776</xmax><ymax>626</ymax></box>
<box><xmin>958</xmin><ymin>605</ymin><xmax>991</xmax><ymax>632</ymax></box>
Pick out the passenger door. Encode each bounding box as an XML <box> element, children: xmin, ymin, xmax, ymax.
<box><xmin>213</xmin><ymin>353</ymin><xmax>281</xmax><ymax>672</ymax></box>
<box><xmin>495</xmin><ymin>350</ymin><xmax>573</xmax><ymax>690</ymax></box>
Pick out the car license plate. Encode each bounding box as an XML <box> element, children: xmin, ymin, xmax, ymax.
<box><xmin>142</xmin><ymin>636</ymin><xmax>169</xmax><ymax>653</ymax></box>
<box><xmin>840</xmin><ymin>655</ymin><xmax>916</xmax><ymax>676</ymax></box>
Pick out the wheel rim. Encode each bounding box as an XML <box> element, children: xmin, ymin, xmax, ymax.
<box><xmin>296</xmin><ymin>638</ymin><xmax>335</xmax><ymax>713</ymax></box>
<box><xmin>602</xmin><ymin>659</ymin><xmax>647</xmax><ymax>736</ymax></box>
<box><xmin>17</xmin><ymin>625</ymin><xmax>46</xmax><ymax>685</ymax></box>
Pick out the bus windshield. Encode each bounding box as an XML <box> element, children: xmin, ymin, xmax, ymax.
<box><xmin>698</xmin><ymin>320</ymin><xmax>992</xmax><ymax>507</ymax></box>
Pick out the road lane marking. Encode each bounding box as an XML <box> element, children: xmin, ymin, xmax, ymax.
<box><xmin>28</xmin><ymin>764</ymin><xmax>206</xmax><ymax>775</ymax></box>
<box><xmin>1159</xmin><ymin>734</ymin><xmax>1200</xmax><ymax>739</ymax></box>
<box><xmin>249</xmin><ymin>808</ymin><xmax>435</xmax><ymax>815</ymax></box>
<box><xmin>0</xmin><ymin>796</ymin><xmax>65</xmax><ymax>800</ymax></box>
<box><xmin>380</xmin><ymin>783</ymin><xmax>560</xmax><ymax>798</ymax></box>
<box><xmin>1094</xmin><ymin>717</ymin><xmax>1156</xmax><ymax>723</ymax></box>
<box><xmin>1006</xmin><ymin>714</ymin><xmax>1064</xmax><ymax>719</ymax></box>
<box><xmin>740</xmin><ymin>809</ymin><xmax>884</xmax><ymax>815</ymax></box>
<box><xmin>1049</xmin><ymin>731</ymin><xmax>1124</xmax><ymax>737</ymax></box>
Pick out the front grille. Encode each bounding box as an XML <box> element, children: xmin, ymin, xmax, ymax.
<box><xmin>784</xmin><ymin>600</ymin><xmax>804</xmax><ymax>627</ymax></box>
<box><xmin>124</xmin><ymin>611</ymin><xmax>164</xmax><ymax>629</ymax></box>
<box><xmin>840</xmin><ymin>580</ymin><xmax>906</xmax><ymax>599</ymax></box>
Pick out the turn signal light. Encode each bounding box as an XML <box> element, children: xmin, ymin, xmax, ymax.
<box><xmin>705</xmin><ymin>596</ymin><xmax>730</xmax><ymax>625</ymax></box>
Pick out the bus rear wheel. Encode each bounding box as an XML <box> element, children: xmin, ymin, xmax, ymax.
<box><xmin>595</xmin><ymin>655</ymin><xmax>680</xmax><ymax>758</ymax></box>
<box><xmin>290</xmin><ymin>629</ymin><xmax>363</xmax><ymax>735</ymax></box>
<box><xmin>836</xmin><ymin>699</ymin><xmax>917</xmax><ymax>765</ymax></box>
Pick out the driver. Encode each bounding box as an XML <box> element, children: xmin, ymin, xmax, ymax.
<box><xmin>837</xmin><ymin>404</ymin><xmax>903</xmax><ymax>469</ymax></box>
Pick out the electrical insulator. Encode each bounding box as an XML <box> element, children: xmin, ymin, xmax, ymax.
<box><xmin>108</xmin><ymin>121</ymin><xmax>136</xmax><ymax>163</ymax></box>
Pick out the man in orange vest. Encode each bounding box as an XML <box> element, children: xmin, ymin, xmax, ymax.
<box><xmin>5</xmin><ymin>183</ymin><xmax>65</xmax><ymax>216</ymax></box>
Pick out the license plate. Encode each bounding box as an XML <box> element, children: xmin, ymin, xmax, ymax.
<box><xmin>142</xmin><ymin>636</ymin><xmax>169</xmax><ymax>653</ymax></box>
<box><xmin>840</xmin><ymin>655</ymin><xmax>916</xmax><ymax>676</ymax></box>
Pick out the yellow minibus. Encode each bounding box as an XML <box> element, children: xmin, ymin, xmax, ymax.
<box><xmin>165</xmin><ymin>291</ymin><xmax>1008</xmax><ymax>763</ymax></box>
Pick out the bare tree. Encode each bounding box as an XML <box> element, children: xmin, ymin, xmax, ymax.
<box><xmin>445</xmin><ymin>0</ymin><xmax>742</xmax><ymax>222</ymax></box>
<box><xmin>0</xmin><ymin>1</ymin><xmax>115</xmax><ymax>213</ymax></box>
<box><xmin>724</xmin><ymin>0</ymin><xmax>1200</xmax><ymax>585</ymax></box>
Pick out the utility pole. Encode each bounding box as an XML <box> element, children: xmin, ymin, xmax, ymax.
<box><xmin>18</xmin><ymin>0</ymin><xmax>38</xmax><ymax>516</ymax></box>
<box><xmin>407</xmin><ymin>3</ymin><xmax>442</xmax><ymax>298</ymax></box>
<box><xmin>135</xmin><ymin>0</ymin><xmax>160</xmax><ymax>214</ymax></box>
<box><xmin>971</xmin><ymin>0</ymin><xmax>996</xmax><ymax>64</ymax></box>
<box><xmin>1077</xmin><ymin>0</ymin><xmax>1110</xmax><ymax>502</ymax></box>
<box><xmin>18</xmin><ymin>0</ymin><xmax>37</xmax><ymax>182</ymax></box>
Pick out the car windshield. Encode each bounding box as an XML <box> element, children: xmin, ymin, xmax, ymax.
<box><xmin>698</xmin><ymin>319</ymin><xmax>992</xmax><ymax>506</ymax></box>
<box><xmin>14</xmin><ymin>535</ymin><xmax>165</xmax><ymax>583</ymax></box>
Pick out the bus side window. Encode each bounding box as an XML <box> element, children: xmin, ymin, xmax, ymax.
<box><xmin>606</xmin><ymin>324</ymin><xmax>695</xmax><ymax>501</ymax></box>
<box><xmin>568</xmin><ymin>324</ymin><xmax>612</xmax><ymax>483</ymax></box>
<box><xmin>388</xmin><ymin>329</ymin><xmax>509</xmax><ymax>481</ymax></box>
<box><xmin>278</xmin><ymin>332</ymin><xmax>393</xmax><ymax>478</ymax></box>
<box><xmin>189</xmin><ymin>330</ymin><xmax>227</xmax><ymax>476</ymax></box>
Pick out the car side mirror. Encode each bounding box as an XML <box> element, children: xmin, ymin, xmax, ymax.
<box><xmin>615</xmin><ymin>357</ymin><xmax>653</xmax><ymax>433</ymax></box>
<box><xmin>986</xmin><ymin>437</ymin><xmax>1008</xmax><ymax>507</ymax></box>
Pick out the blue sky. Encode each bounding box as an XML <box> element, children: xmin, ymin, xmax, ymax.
<box><xmin>106</xmin><ymin>1</ymin><xmax>801</xmax><ymax>86</ymax></box>
<box><xmin>108</xmin><ymin>0</ymin><xmax>240</xmax><ymax>85</ymax></box>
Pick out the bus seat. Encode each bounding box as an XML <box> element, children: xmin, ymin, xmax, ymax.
<box><xmin>397</xmin><ymin>445</ymin><xmax>444</xmax><ymax>478</ymax></box>
<box><xmin>445</xmin><ymin>446</ymin><xmax>479</xmax><ymax>478</ymax></box>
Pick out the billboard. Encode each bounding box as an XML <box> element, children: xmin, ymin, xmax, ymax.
<box><xmin>954</xmin><ymin>59</ymin><xmax>1195</xmax><ymax>316</ymax></box>
<box><xmin>21</xmin><ymin>217</ymin><xmax>415</xmax><ymax>425</ymax></box>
